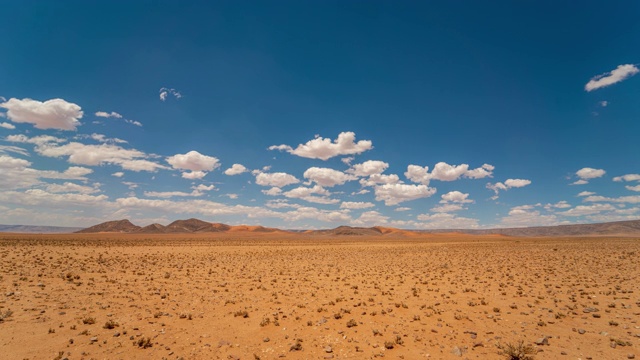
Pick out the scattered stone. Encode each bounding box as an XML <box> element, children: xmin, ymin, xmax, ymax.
<box><xmin>263</xmin><ymin>337</ymin><xmax>270</xmax><ymax>342</ymax></box>
<box><xmin>324</xmin><ymin>345</ymin><xmax>333</xmax><ymax>353</ymax></box>
<box><xmin>535</xmin><ymin>337</ymin><xmax>549</xmax><ymax>346</ymax></box>
<box><xmin>561</xmin><ymin>351</ymin><xmax>567</xmax><ymax>355</ymax></box>
<box><xmin>578</xmin><ymin>329</ymin><xmax>586</xmax><ymax>334</ymax></box>
<box><xmin>627</xmin><ymin>354</ymin><xmax>635</xmax><ymax>359</ymax></box>
<box><xmin>611</xmin><ymin>342</ymin><xmax>617</xmax><ymax>349</ymax></box>
<box><xmin>451</xmin><ymin>346</ymin><xmax>463</xmax><ymax>357</ymax></box>
<box><xmin>90</xmin><ymin>336</ymin><xmax>98</xmax><ymax>343</ymax></box>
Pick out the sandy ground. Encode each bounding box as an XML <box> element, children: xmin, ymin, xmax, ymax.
<box><xmin>0</xmin><ymin>233</ymin><xmax>639</xmax><ymax>360</ymax></box>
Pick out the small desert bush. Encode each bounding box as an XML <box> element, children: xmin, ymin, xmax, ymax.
<box><xmin>497</xmin><ymin>340</ymin><xmax>536</xmax><ymax>360</ymax></box>
<box><xmin>82</xmin><ymin>317</ymin><xmax>96</xmax><ymax>325</ymax></box>
<box><xmin>135</xmin><ymin>337</ymin><xmax>152</xmax><ymax>348</ymax></box>
<box><xmin>103</xmin><ymin>320</ymin><xmax>119</xmax><ymax>329</ymax></box>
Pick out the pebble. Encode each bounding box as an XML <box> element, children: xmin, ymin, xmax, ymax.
<box><xmin>535</xmin><ymin>337</ymin><xmax>549</xmax><ymax>346</ymax></box>
<box><xmin>451</xmin><ymin>346</ymin><xmax>463</xmax><ymax>357</ymax></box>
<box><xmin>324</xmin><ymin>345</ymin><xmax>333</xmax><ymax>353</ymax></box>
<box><xmin>90</xmin><ymin>337</ymin><xmax>98</xmax><ymax>343</ymax></box>
<box><xmin>627</xmin><ymin>354</ymin><xmax>635</xmax><ymax>359</ymax></box>
<box><xmin>578</xmin><ymin>329</ymin><xmax>586</xmax><ymax>334</ymax></box>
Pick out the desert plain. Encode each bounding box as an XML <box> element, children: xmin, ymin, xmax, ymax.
<box><xmin>0</xmin><ymin>232</ymin><xmax>639</xmax><ymax>360</ymax></box>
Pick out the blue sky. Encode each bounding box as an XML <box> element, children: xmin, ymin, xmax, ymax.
<box><xmin>1</xmin><ymin>1</ymin><xmax>639</xmax><ymax>229</ymax></box>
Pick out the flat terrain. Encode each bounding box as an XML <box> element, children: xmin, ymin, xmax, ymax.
<box><xmin>0</xmin><ymin>233</ymin><xmax>639</xmax><ymax>360</ymax></box>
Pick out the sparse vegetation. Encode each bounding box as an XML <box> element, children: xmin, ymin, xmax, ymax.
<box><xmin>497</xmin><ymin>340</ymin><xmax>536</xmax><ymax>360</ymax></box>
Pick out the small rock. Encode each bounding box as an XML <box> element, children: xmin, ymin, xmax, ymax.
<box><xmin>90</xmin><ymin>336</ymin><xmax>98</xmax><ymax>343</ymax></box>
<box><xmin>113</xmin><ymin>332</ymin><xmax>120</xmax><ymax>337</ymax></box>
<box><xmin>263</xmin><ymin>337</ymin><xmax>270</xmax><ymax>342</ymax></box>
<box><xmin>611</xmin><ymin>342</ymin><xmax>617</xmax><ymax>349</ymax></box>
<box><xmin>473</xmin><ymin>342</ymin><xmax>484</xmax><ymax>348</ymax></box>
<box><xmin>627</xmin><ymin>354</ymin><xmax>635</xmax><ymax>359</ymax></box>
<box><xmin>324</xmin><ymin>345</ymin><xmax>333</xmax><ymax>353</ymax></box>
<box><xmin>451</xmin><ymin>346</ymin><xmax>463</xmax><ymax>357</ymax></box>
<box><xmin>535</xmin><ymin>337</ymin><xmax>549</xmax><ymax>346</ymax></box>
<box><xmin>578</xmin><ymin>329</ymin><xmax>586</xmax><ymax>334</ymax></box>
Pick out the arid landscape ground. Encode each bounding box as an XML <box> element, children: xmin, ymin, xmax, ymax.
<box><xmin>1</xmin><ymin>231</ymin><xmax>639</xmax><ymax>360</ymax></box>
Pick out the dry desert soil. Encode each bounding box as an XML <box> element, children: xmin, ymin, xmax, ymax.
<box><xmin>0</xmin><ymin>232</ymin><xmax>639</xmax><ymax>360</ymax></box>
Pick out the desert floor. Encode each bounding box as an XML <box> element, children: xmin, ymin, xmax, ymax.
<box><xmin>0</xmin><ymin>233</ymin><xmax>639</xmax><ymax>360</ymax></box>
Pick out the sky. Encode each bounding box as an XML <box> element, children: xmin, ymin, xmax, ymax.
<box><xmin>1</xmin><ymin>1</ymin><xmax>639</xmax><ymax>229</ymax></box>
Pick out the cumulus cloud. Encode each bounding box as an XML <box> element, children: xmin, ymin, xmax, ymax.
<box><xmin>167</xmin><ymin>150</ymin><xmax>220</xmax><ymax>178</ymax></box>
<box><xmin>0</xmin><ymin>122</ymin><xmax>15</xmax><ymax>129</ymax></box>
<box><xmin>46</xmin><ymin>182</ymin><xmax>100</xmax><ymax>194</ymax></box>
<box><xmin>575</xmin><ymin>167</ymin><xmax>606</xmax><ymax>184</ymax></box>
<box><xmin>440</xmin><ymin>191</ymin><xmax>473</xmax><ymax>203</ymax></box>
<box><xmin>394</xmin><ymin>207</ymin><xmax>411</xmax><ymax>212</ymax></box>
<box><xmin>224</xmin><ymin>164</ymin><xmax>248</xmax><ymax>176</ymax></box>
<box><xmin>269</xmin><ymin>132</ymin><xmax>373</xmax><ymax>160</ymax></box>
<box><xmin>348</xmin><ymin>160</ymin><xmax>389</xmax><ymax>177</ymax></box>
<box><xmin>282</xmin><ymin>206</ymin><xmax>351</xmax><ymax>223</ymax></box>
<box><xmin>125</xmin><ymin>119</ymin><xmax>143</xmax><ymax>127</ymax></box>
<box><xmin>405</xmin><ymin>162</ymin><xmax>494</xmax><ymax>185</ymax></box>
<box><xmin>283</xmin><ymin>185</ymin><xmax>338</xmax><ymax>204</ymax></box>
<box><xmin>415</xmin><ymin>213</ymin><xmax>479</xmax><ymax>229</ymax></box>
<box><xmin>0</xmin><ymin>98</ymin><xmax>83</xmax><ymax>130</ymax></box>
<box><xmin>6</xmin><ymin>134</ymin><xmax>67</xmax><ymax>146</ymax></box>
<box><xmin>487</xmin><ymin>178</ymin><xmax>531</xmax><ymax>198</ymax></box>
<box><xmin>499</xmin><ymin>207</ymin><xmax>559</xmax><ymax>227</ymax></box>
<box><xmin>583</xmin><ymin>195</ymin><xmax>640</xmax><ymax>204</ymax></box>
<box><xmin>304</xmin><ymin>167</ymin><xmax>357</xmax><ymax>187</ymax></box>
<box><xmin>0</xmin><ymin>154</ymin><xmax>93</xmax><ymax>190</ymax></box>
<box><xmin>626</xmin><ymin>185</ymin><xmax>640</xmax><ymax>192</ymax></box>
<box><xmin>585</xmin><ymin>64</ymin><xmax>639</xmax><ymax>91</ymax></box>
<box><xmin>351</xmin><ymin>211</ymin><xmax>389</xmax><ymax>226</ymax></box>
<box><xmin>374</xmin><ymin>183</ymin><xmax>436</xmax><ymax>206</ymax></box>
<box><xmin>159</xmin><ymin>87</ymin><xmax>182</xmax><ymax>101</ymax></box>
<box><xmin>430</xmin><ymin>203</ymin><xmax>464</xmax><ymax>213</ymax></box>
<box><xmin>255</xmin><ymin>172</ymin><xmax>300</xmax><ymax>187</ymax></box>
<box><xmin>577</xmin><ymin>191</ymin><xmax>595</xmax><ymax>197</ymax></box>
<box><xmin>0</xmin><ymin>189</ymin><xmax>108</xmax><ymax>208</ymax></box>
<box><xmin>112</xmin><ymin>172</ymin><xmax>124</xmax><ymax>178</ymax></box>
<box><xmin>340</xmin><ymin>201</ymin><xmax>375</xmax><ymax>209</ymax></box>
<box><xmin>558</xmin><ymin>204</ymin><xmax>617</xmax><ymax>217</ymax></box>
<box><xmin>36</xmin><ymin>141</ymin><xmax>166</xmax><ymax>172</ymax></box>
<box><xmin>358</xmin><ymin>173</ymin><xmax>400</xmax><ymax>187</ymax></box>
<box><xmin>95</xmin><ymin>111</ymin><xmax>122</xmax><ymax>118</ymax></box>
<box><xmin>613</xmin><ymin>174</ymin><xmax>640</xmax><ymax>182</ymax></box>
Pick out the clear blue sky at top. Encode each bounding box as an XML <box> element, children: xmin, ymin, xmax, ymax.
<box><xmin>0</xmin><ymin>1</ymin><xmax>638</xmax><ymax>228</ymax></box>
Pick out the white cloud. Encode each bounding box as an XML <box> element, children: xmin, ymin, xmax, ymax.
<box><xmin>576</xmin><ymin>167</ymin><xmax>606</xmax><ymax>180</ymax></box>
<box><xmin>349</xmin><ymin>160</ymin><xmax>389</xmax><ymax>177</ymax></box>
<box><xmin>34</xmin><ymin>141</ymin><xmax>166</xmax><ymax>172</ymax></box>
<box><xmin>282</xmin><ymin>185</ymin><xmax>338</xmax><ymax>204</ymax></box>
<box><xmin>558</xmin><ymin>204</ymin><xmax>617</xmax><ymax>217</ymax></box>
<box><xmin>7</xmin><ymin>134</ymin><xmax>67</xmax><ymax>146</ymax></box>
<box><xmin>487</xmin><ymin>178</ymin><xmax>531</xmax><ymax>197</ymax></box>
<box><xmin>340</xmin><ymin>201</ymin><xmax>375</xmax><ymax>209</ymax></box>
<box><xmin>166</xmin><ymin>150</ymin><xmax>219</xmax><ymax>171</ymax></box>
<box><xmin>577</xmin><ymin>191</ymin><xmax>595</xmax><ymax>197</ymax></box>
<box><xmin>415</xmin><ymin>213</ymin><xmax>479</xmax><ymax>229</ymax></box>
<box><xmin>0</xmin><ymin>145</ymin><xmax>29</xmax><ymax>156</ymax></box>
<box><xmin>626</xmin><ymin>185</ymin><xmax>640</xmax><ymax>192</ymax></box>
<box><xmin>394</xmin><ymin>207</ymin><xmax>411</xmax><ymax>212</ymax></box>
<box><xmin>585</xmin><ymin>64</ymin><xmax>639</xmax><ymax>92</ymax></box>
<box><xmin>504</xmin><ymin>179</ymin><xmax>532</xmax><ymax>188</ymax></box>
<box><xmin>0</xmin><ymin>122</ymin><xmax>15</xmax><ymax>129</ymax></box>
<box><xmin>499</xmin><ymin>207</ymin><xmax>559</xmax><ymax>227</ymax></box>
<box><xmin>405</xmin><ymin>162</ymin><xmax>494</xmax><ymax>184</ymax></box>
<box><xmin>571</xmin><ymin>179</ymin><xmax>588</xmax><ymax>185</ymax></box>
<box><xmin>224</xmin><ymin>164</ymin><xmax>248</xmax><ymax>176</ymax></box>
<box><xmin>282</xmin><ymin>206</ymin><xmax>351</xmax><ymax>223</ymax></box>
<box><xmin>352</xmin><ymin>211</ymin><xmax>389</xmax><ymax>226</ymax></box>
<box><xmin>0</xmin><ymin>98</ymin><xmax>83</xmax><ymax>130</ymax></box>
<box><xmin>544</xmin><ymin>201</ymin><xmax>571</xmax><ymax>210</ymax></box>
<box><xmin>613</xmin><ymin>174</ymin><xmax>640</xmax><ymax>182</ymax></box>
<box><xmin>0</xmin><ymin>154</ymin><xmax>93</xmax><ymax>191</ymax></box>
<box><xmin>430</xmin><ymin>162</ymin><xmax>469</xmax><ymax>181</ymax></box>
<box><xmin>262</xmin><ymin>187</ymin><xmax>283</xmax><ymax>196</ymax></box>
<box><xmin>374</xmin><ymin>183</ymin><xmax>436</xmax><ymax>205</ymax></box>
<box><xmin>430</xmin><ymin>203</ymin><xmax>464</xmax><ymax>213</ymax></box>
<box><xmin>599</xmin><ymin>101</ymin><xmax>608</xmax><ymax>107</ymax></box>
<box><xmin>583</xmin><ymin>195</ymin><xmax>640</xmax><ymax>204</ymax></box>
<box><xmin>125</xmin><ymin>119</ymin><xmax>142</xmax><ymax>127</ymax></box>
<box><xmin>181</xmin><ymin>171</ymin><xmax>207</xmax><ymax>179</ymax></box>
<box><xmin>95</xmin><ymin>111</ymin><xmax>122</xmax><ymax>118</ymax></box>
<box><xmin>194</xmin><ymin>184</ymin><xmax>215</xmax><ymax>192</ymax></box>
<box><xmin>269</xmin><ymin>131</ymin><xmax>373</xmax><ymax>160</ymax></box>
<box><xmin>405</xmin><ymin>165</ymin><xmax>431</xmax><ymax>185</ymax></box>
<box><xmin>359</xmin><ymin>173</ymin><xmax>400</xmax><ymax>187</ymax></box>
<box><xmin>112</xmin><ymin>172</ymin><xmax>124</xmax><ymax>178</ymax></box>
<box><xmin>159</xmin><ymin>87</ymin><xmax>182</xmax><ymax>101</ymax></box>
<box><xmin>0</xmin><ymin>189</ymin><xmax>108</xmax><ymax>207</ymax></box>
<box><xmin>46</xmin><ymin>182</ymin><xmax>100</xmax><ymax>194</ymax></box>
<box><xmin>440</xmin><ymin>191</ymin><xmax>472</xmax><ymax>203</ymax></box>
<box><xmin>304</xmin><ymin>167</ymin><xmax>357</xmax><ymax>187</ymax></box>
<box><xmin>255</xmin><ymin>172</ymin><xmax>300</xmax><ymax>187</ymax></box>
<box><xmin>144</xmin><ymin>190</ymin><xmax>204</xmax><ymax>198</ymax></box>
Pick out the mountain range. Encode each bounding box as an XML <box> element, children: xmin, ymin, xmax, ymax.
<box><xmin>1</xmin><ymin>218</ymin><xmax>639</xmax><ymax>236</ymax></box>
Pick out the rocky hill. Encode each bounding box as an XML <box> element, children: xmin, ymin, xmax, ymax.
<box><xmin>76</xmin><ymin>219</ymin><xmax>141</xmax><ymax>233</ymax></box>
